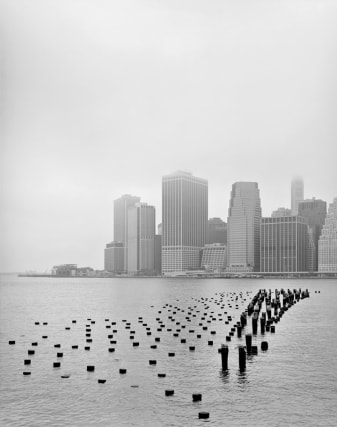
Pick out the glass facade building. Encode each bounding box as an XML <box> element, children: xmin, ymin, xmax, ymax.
<box><xmin>162</xmin><ymin>171</ymin><xmax>208</xmax><ymax>273</ymax></box>
<box><xmin>291</xmin><ymin>176</ymin><xmax>304</xmax><ymax>215</ymax></box>
<box><xmin>127</xmin><ymin>203</ymin><xmax>155</xmax><ymax>274</ymax></box>
<box><xmin>227</xmin><ymin>182</ymin><xmax>261</xmax><ymax>272</ymax></box>
<box><xmin>113</xmin><ymin>194</ymin><xmax>140</xmax><ymax>271</ymax></box>
<box><xmin>207</xmin><ymin>218</ymin><xmax>227</xmax><ymax>244</ymax></box>
<box><xmin>298</xmin><ymin>198</ymin><xmax>327</xmax><ymax>271</ymax></box>
<box><xmin>154</xmin><ymin>235</ymin><xmax>162</xmax><ymax>275</ymax></box>
<box><xmin>318</xmin><ymin>198</ymin><xmax>337</xmax><ymax>272</ymax></box>
<box><xmin>260</xmin><ymin>216</ymin><xmax>308</xmax><ymax>272</ymax></box>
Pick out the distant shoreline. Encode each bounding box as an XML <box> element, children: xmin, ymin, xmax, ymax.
<box><xmin>15</xmin><ymin>273</ymin><xmax>337</xmax><ymax>279</ymax></box>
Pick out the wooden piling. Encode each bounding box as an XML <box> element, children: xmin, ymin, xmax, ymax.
<box><xmin>220</xmin><ymin>344</ymin><xmax>229</xmax><ymax>370</ymax></box>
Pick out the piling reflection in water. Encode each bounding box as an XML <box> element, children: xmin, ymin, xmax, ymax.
<box><xmin>219</xmin><ymin>369</ymin><xmax>230</xmax><ymax>385</ymax></box>
<box><xmin>237</xmin><ymin>370</ymin><xmax>248</xmax><ymax>386</ymax></box>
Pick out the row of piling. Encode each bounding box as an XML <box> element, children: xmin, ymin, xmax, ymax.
<box><xmin>11</xmin><ymin>286</ymin><xmax>312</xmax><ymax>422</ymax></box>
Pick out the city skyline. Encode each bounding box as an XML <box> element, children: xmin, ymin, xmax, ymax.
<box><xmin>106</xmin><ymin>178</ymin><xmax>336</xmax><ymax>275</ymax></box>
<box><xmin>1</xmin><ymin>1</ymin><xmax>337</xmax><ymax>272</ymax></box>
<box><xmin>1</xmin><ymin>172</ymin><xmax>336</xmax><ymax>272</ymax></box>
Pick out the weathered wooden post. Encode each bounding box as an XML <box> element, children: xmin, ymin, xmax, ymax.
<box><xmin>239</xmin><ymin>346</ymin><xmax>246</xmax><ymax>371</ymax></box>
<box><xmin>245</xmin><ymin>333</ymin><xmax>252</xmax><ymax>354</ymax></box>
<box><xmin>219</xmin><ymin>344</ymin><xmax>229</xmax><ymax>370</ymax></box>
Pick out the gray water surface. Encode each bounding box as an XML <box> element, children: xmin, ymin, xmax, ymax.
<box><xmin>1</xmin><ymin>276</ymin><xmax>336</xmax><ymax>426</ymax></box>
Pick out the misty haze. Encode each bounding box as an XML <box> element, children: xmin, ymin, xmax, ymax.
<box><xmin>1</xmin><ymin>2</ymin><xmax>337</xmax><ymax>427</ymax></box>
<box><xmin>1</xmin><ymin>0</ymin><xmax>336</xmax><ymax>273</ymax></box>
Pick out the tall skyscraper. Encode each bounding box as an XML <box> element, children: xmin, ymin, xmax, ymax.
<box><xmin>207</xmin><ymin>218</ymin><xmax>227</xmax><ymax>244</ymax></box>
<box><xmin>298</xmin><ymin>198</ymin><xmax>327</xmax><ymax>271</ymax></box>
<box><xmin>318</xmin><ymin>197</ymin><xmax>337</xmax><ymax>272</ymax></box>
<box><xmin>227</xmin><ymin>182</ymin><xmax>261</xmax><ymax>272</ymax></box>
<box><xmin>127</xmin><ymin>202</ymin><xmax>155</xmax><ymax>274</ymax></box>
<box><xmin>260</xmin><ymin>216</ymin><xmax>308</xmax><ymax>272</ymax></box>
<box><xmin>291</xmin><ymin>176</ymin><xmax>304</xmax><ymax>215</ymax></box>
<box><xmin>114</xmin><ymin>194</ymin><xmax>140</xmax><ymax>271</ymax></box>
<box><xmin>162</xmin><ymin>171</ymin><xmax>208</xmax><ymax>273</ymax></box>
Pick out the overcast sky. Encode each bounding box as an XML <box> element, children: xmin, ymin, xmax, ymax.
<box><xmin>1</xmin><ymin>0</ymin><xmax>336</xmax><ymax>272</ymax></box>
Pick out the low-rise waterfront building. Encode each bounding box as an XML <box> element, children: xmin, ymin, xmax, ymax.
<box><xmin>104</xmin><ymin>241</ymin><xmax>124</xmax><ymax>274</ymax></box>
<box><xmin>76</xmin><ymin>267</ymin><xmax>95</xmax><ymax>277</ymax></box>
<box><xmin>52</xmin><ymin>264</ymin><xmax>77</xmax><ymax>277</ymax></box>
<box><xmin>201</xmin><ymin>243</ymin><xmax>227</xmax><ymax>272</ymax></box>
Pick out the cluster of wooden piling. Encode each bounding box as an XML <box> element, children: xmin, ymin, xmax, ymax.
<box><xmin>8</xmin><ymin>286</ymin><xmax>312</xmax><ymax>421</ymax></box>
<box><xmin>218</xmin><ymin>287</ymin><xmax>311</xmax><ymax>372</ymax></box>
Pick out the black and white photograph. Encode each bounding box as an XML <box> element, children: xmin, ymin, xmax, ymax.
<box><xmin>1</xmin><ymin>1</ymin><xmax>337</xmax><ymax>426</ymax></box>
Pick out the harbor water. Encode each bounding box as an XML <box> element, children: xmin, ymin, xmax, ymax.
<box><xmin>1</xmin><ymin>275</ymin><xmax>337</xmax><ymax>426</ymax></box>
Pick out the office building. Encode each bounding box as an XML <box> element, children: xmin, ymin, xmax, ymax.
<box><xmin>291</xmin><ymin>176</ymin><xmax>304</xmax><ymax>215</ymax></box>
<box><xmin>127</xmin><ymin>202</ymin><xmax>155</xmax><ymax>274</ymax></box>
<box><xmin>318</xmin><ymin>198</ymin><xmax>337</xmax><ymax>272</ymax></box>
<box><xmin>298</xmin><ymin>198</ymin><xmax>327</xmax><ymax>271</ymax></box>
<box><xmin>201</xmin><ymin>243</ymin><xmax>227</xmax><ymax>272</ymax></box>
<box><xmin>260</xmin><ymin>216</ymin><xmax>308</xmax><ymax>272</ymax></box>
<box><xmin>271</xmin><ymin>207</ymin><xmax>291</xmax><ymax>218</ymax></box>
<box><xmin>227</xmin><ymin>182</ymin><xmax>261</xmax><ymax>272</ymax></box>
<box><xmin>104</xmin><ymin>242</ymin><xmax>124</xmax><ymax>273</ymax></box>
<box><xmin>114</xmin><ymin>194</ymin><xmax>140</xmax><ymax>271</ymax></box>
<box><xmin>162</xmin><ymin>171</ymin><xmax>208</xmax><ymax>273</ymax></box>
<box><xmin>307</xmin><ymin>228</ymin><xmax>316</xmax><ymax>272</ymax></box>
<box><xmin>154</xmin><ymin>235</ymin><xmax>162</xmax><ymax>275</ymax></box>
<box><xmin>207</xmin><ymin>218</ymin><xmax>227</xmax><ymax>244</ymax></box>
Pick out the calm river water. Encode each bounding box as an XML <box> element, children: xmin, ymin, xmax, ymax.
<box><xmin>0</xmin><ymin>275</ymin><xmax>336</xmax><ymax>426</ymax></box>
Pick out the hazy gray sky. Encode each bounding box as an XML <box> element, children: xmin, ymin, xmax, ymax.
<box><xmin>1</xmin><ymin>0</ymin><xmax>336</xmax><ymax>272</ymax></box>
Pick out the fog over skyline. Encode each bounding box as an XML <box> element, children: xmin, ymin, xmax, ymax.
<box><xmin>1</xmin><ymin>0</ymin><xmax>337</xmax><ymax>272</ymax></box>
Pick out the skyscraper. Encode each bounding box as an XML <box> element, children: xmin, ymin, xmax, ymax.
<box><xmin>298</xmin><ymin>198</ymin><xmax>327</xmax><ymax>271</ymax></box>
<box><xmin>207</xmin><ymin>218</ymin><xmax>227</xmax><ymax>244</ymax></box>
<box><xmin>127</xmin><ymin>202</ymin><xmax>155</xmax><ymax>274</ymax></box>
<box><xmin>162</xmin><ymin>171</ymin><xmax>208</xmax><ymax>274</ymax></box>
<box><xmin>318</xmin><ymin>197</ymin><xmax>337</xmax><ymax>272</ymax></box>
<box><xmin>260</xmin><ymin>216</ymin><xmax>308</xmax><ymax>272</ymax></box>
<box><xmin>227</xmin><ymin>182</ymin><xmax>261</xmax><ymax>272</ymax></box>
<box><xmin>114</xmin><ymin>194</ymin><xmax>140</xmax><ymax>271</ymax></box>
<box><xmin>291</xmin><ymin>176</ymin><xmax>304</xmax><ymax>215</ymax></box>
